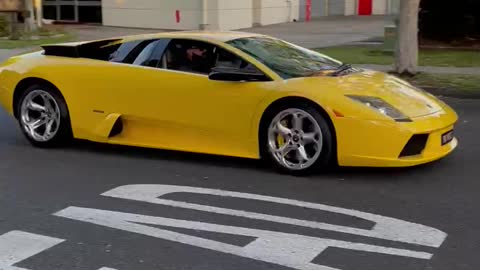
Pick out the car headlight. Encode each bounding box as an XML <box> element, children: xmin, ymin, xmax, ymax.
<box><xmin>346</xmin><ymin>95</ymin><xmax>411</xmax><ymax>122</ymax></box>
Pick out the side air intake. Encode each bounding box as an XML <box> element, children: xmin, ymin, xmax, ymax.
<box><xmin>42</xmin><ymin>45</ymin><xmax>80</xmax><ymax>58</ymax></box>
<box><xmin>41</xmin><ymin>38</ymin><xmax>122</xmax><ymax>59</ymax></box>
<box><xmin>108</xmin><ymin>117</ymin><xmax>123</xmax><ymax>138</ymax></box>
<box><xmin>399</xmin><ymin>134</ymin><xmax>429</xmax><ymax>157</ymax></box>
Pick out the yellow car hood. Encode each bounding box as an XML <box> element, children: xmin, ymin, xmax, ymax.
<box><xmin>318</xmin><ymin>69</ymin><xmax>444</xmax><ymax>118</ymax></box>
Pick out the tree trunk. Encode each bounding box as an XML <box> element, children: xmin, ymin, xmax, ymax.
<box><xmin>395</xmin><ymin>0</ymin><xmax>421</xmax><ymax>76</ymax></box>
<box><xmin>8</xmin><ymin>12</ymin><xmax>20</xmax><ymax>40</ymax></box>
<box><xmin>23</xmin><ymin>0</ymin><xmax>37</xmax><ymax>32</ymax></box>
<box><xmin>35</xmin><ymin>0</ymin><xmax>43</xmax><ymax>28</ymax></box>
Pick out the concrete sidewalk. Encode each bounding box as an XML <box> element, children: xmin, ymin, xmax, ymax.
<box><xmin>240</xmin><ymin>15</ymin><xmax>389</xmax><ymax>48</ymax></box>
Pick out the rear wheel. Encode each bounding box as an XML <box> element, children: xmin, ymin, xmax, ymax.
<box><xmin>16</xmin><ymin>84</ymin><xmax>72</xmax><ymax>147</ymax></box>
<box><xmin>261</xmin><ymin>103</ymin><xmax>335</xmax><ymax>175</ymax></box>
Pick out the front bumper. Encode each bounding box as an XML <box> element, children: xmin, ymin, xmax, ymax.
<box><xmin>335</xmin><ymin>109</ymin><xmax>458</xmax><ymax>167</ymax></box>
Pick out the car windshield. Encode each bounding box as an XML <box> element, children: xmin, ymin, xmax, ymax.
<box><xmin>226</xmin><ymin>37</ymin><xmax>343</xmax><ymax>79</ymax></box>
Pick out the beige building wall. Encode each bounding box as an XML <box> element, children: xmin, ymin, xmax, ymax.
<box><xmin>372</xmin><ymin>0</ymin><xmax>387</xmax><ymax>14</ymax></box>
<box><xmin>253</xmin><ymin>0</ymin><xmax>299</xmax><ymax>26</ymax></box>
<box><xmin>101</xmin><ymin>0</ymin><xmax>390</xmax><ymax>30</ymax></box>
<box><xmin>387</xmin><ymin>0</ymin><xmax>400</xmax><ymax>15</ymax></box>
<box><xmin>344</xmin><ymin>0</ymin><xmax>356</xmax><ymax>15</ymax></box>
<box><xmin>253</xmin><ymin>0</ymin><xmax>262</xmax><ymax>26</ymax></box>
<box><xmin>102</xmin><ymin>0</ymin><xmax>202</xmax><ymax>30</ymax></box>
<box><xmin>102</xmin><ymin>0</ymin><xmax>301</xmax><ymax>31</ymax></box>
<box><xmin>345</xmin><ymin>0</ymin><xmax>357</xmax><ymax>16</ymax></box>
<box><xmin>216</xmin><ymin>0</ymin><xmax>253</xmax><ymax>30</ymax></box>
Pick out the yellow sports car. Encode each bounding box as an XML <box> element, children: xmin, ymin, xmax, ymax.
<box><xmin>0</xmin><ymin>31</ymin><xmax>458</xmax><ymax>174</ymax></box>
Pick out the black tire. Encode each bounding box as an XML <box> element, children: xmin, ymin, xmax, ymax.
<box><xmin>260</xmin><ymin>102</ymin><xmax>336</xmax><ymax>175</ymax></box>
<box><xmin>15</xmin><ymin>84</ymin><xmax>73</xmax><ymax>148</ymax></box>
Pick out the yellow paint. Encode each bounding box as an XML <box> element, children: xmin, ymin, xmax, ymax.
<box><xmin>0</xmin><ymin>31</ymin><xmax>458</xmax><ymax>167</ymax></box>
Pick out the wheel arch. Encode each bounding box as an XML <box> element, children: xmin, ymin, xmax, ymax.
<box><xmin>13</xmin><ymin>77</ymin><xmax>64</xmax><ymax>119</ymax></box>
<box><xmin>258</xmin><ymin>96</ymin><xmax>338</xmax><ymax>161</ymax></box>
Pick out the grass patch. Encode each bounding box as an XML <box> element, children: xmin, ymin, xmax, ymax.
<box><xmin>0</xmin><ymin>33</ymin><xmax>75</xmax><ymax>49</ymax></box>
<box><xmin>316</xmin><ymin>45</ymin><xmax>480</xmax><ymax>67</ymax></box>
<box><xmin>400</xmin><ymin>73</ymin><xmax>480</xmax><ymax>92</ymax></box>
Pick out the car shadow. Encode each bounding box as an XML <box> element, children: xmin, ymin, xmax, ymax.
<box><xmin>325</xmin><ymin>160</ymin><xmax>447</xmax><ymax>180</ymax></box>
<box><xmin>62</xmin><ymin>139</ymin><xmax>449</xmax><ymax>180</ymax></box>
<box><xmin>67</xmin><ymin>139</ymin><xmax>268</xmax><ymax>172</ymax></box>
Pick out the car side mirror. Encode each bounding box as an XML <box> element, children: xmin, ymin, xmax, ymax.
<box><xmin>208</xmin><ymin>67</ymin><xmax>270</xmax><ymax>82</ymax></box>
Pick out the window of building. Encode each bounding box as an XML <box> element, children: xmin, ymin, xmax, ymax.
<box><xmin>42</xmin><ymin>0</ymin><xmax>102</xmax><ymax>23</ymax></box>
<box><xmin>42</xmin><ymin>5</ymin><xmax>57</xmax><ymax>20</ymax></box>
<box><xmin>59</xmin><ymin>5</ymin><xmax>75</xmax><ymax>21</ymax></box>
<box><xmin>78</xmin><ymin>6</ymin><xmax>102</xmax><ymax>23</ymax></box>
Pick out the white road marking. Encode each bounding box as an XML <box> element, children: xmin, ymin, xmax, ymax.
<box><xmin>52</xmin><ymin>184</ymin><xmax>448</xmax><ymax>270</ymax></box>
<box><xmin>0</xmin><ymin>230</ymin><xmax>65</xmax><ymax>270</ymax></box>
<box><xmin>97</xmin><ymin>268</ymin><xmax>118</xmax><ymax>270</ymax></box>
<box><xmin>101</xmin><ymin>184</ymin><xmax>447</xmax><ymax>247</ymax></box>
<box><xmin>54</xmin><ymin>206</ymin><xmax>434</xmax><ymax>270</ymax></box>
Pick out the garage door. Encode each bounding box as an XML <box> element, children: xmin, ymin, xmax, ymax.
<box><xmin>299</xmin><ymin>0</ymin><xmax>326</xmax><ymax>20</ymax></box>
<box><xmin>300</xmin><ymin>0</ymin><xmax>346</xmax><ymax>20</ymax></box>
<box><xmin>328</xmin><ymin>0</ymin><xmax>346</xmax><ymax>15</ymax></box>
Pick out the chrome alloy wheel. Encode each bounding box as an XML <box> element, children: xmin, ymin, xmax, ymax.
<box><xmin>20</xmin><ymin>90</ymin><xmax>61</xmax><ymax>142</ymax></box>
<box><xmin>267</xmin><ymin>108</ymin><xmax>323</xmax><ymax>170</ymax></box>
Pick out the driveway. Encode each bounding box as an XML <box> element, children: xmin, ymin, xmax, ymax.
<box><xmin>241</xmin><ymin>15</ymin><xmax>389</xmax><ymax>48</ymax></box>
<box><xmin>67</xmin><ymin>15</ymin><xmax>388</xmax><ymax>49</ymax></box>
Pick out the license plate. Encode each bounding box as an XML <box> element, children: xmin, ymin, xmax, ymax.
<box><xmin>441</xmin><ymin>130</ymin><xmax>454</xmax><ymax>145</ymax></box>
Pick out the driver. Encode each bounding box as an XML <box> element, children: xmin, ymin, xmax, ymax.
<box><xmin>186</xmin><ymin>47</ymin><xmax>206</xmax><ymax>61</ymax></box>
<box><xmin>184</xmin><ymin>46</ymin><xmax>211</xmax><ymax>73</ymax></box>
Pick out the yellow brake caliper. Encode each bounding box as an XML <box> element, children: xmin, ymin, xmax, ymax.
<box><xmin>276</xmin><ymin>120</ymin><xmax>288</xmax><ymax>148</ymax></box>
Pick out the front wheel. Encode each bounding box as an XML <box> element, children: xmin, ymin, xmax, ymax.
<box><xmin>261</xmin><ymin>104</ymin><xmax>336</xmax><ymax>175</ymax></box>
<box><xmin>16</xmin><ymin>84</ymin><xmax>72</xmax><ymax>147</ymax></box>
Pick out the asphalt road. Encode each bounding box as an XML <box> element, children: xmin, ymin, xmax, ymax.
<box><xmin>0</xmin><ymin>96</ymin><xmax>478</xmax><ymax>270</ymax></box>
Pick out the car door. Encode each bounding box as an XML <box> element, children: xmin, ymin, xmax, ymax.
<box><xmin>135</xmin><ymin>38</ymin><xmax>277</xmax><ymax>158</ymax></box>
<box><xmin>64</xmin><ymin>38</ymin><xmax>172</xmax><ymax>142</ymax></box>
<box><xmin>70</xmin><ymin>38</ymin><xmax>195</xmax><ymax>146</ymax></box>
